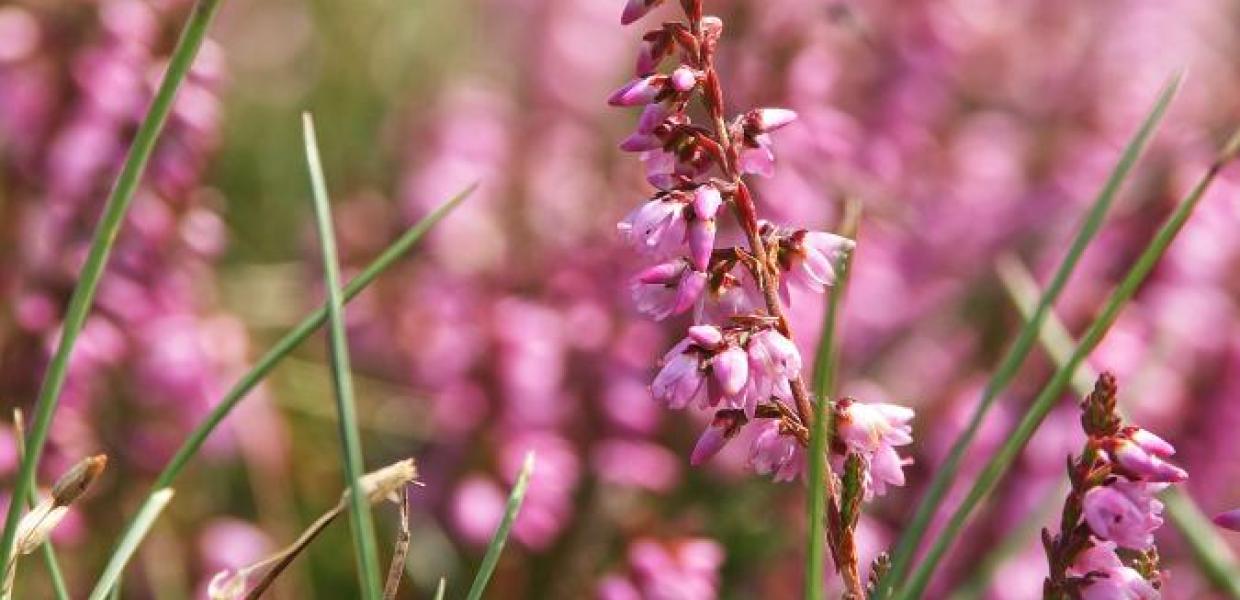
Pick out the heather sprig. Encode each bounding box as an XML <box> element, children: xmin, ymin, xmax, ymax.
<box><xmin>612</xmin><ymin>1</ymin><xmax>913</xmax><ymax>595</ymax></box>
<box><xmin>1041</xmin><ymin>373</ymin><xmax>1182</xmax><ymax>599</ymax></box>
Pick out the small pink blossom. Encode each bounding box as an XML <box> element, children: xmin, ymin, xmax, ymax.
<box><xmin>1067</xmin><ymin>542</ymin><xmax>1159</xmax><ymax>600</ymax></box>
<box><xmin>749</xmin><ymin>420</ymin><xmax>803</xmax><ymax>482</ymax></box>
<box><xmin>1107</xmin><ymin>437</ymin><xmax>1188</xmax><ymax>483</ymax></box>
<box><xmin>651</xmin><ymin>340</ymin><xmax>706</xmax><ymax>409</ymax></box>
<box><xmin>783</xmin><ymin>230</ymin><xmax>856</xmax><ymax>296</ymax></box>
<box><xmin>1214</xmin><ymin>508</ymin><xmax>1240</xmax><ymax>532</ymax></box>
<box><xmin>620</xmin><ymin>0</ymin><xmax>665</xmax><ymax>26</ymax></box>
<box><xmin>631</xmin><ymin>259</ymin><xmax>706</xmax><ymax>320</ymax></box>
<box><xmin>1083</xmin><ymin>480</ymin><xmax>1166</xmax><ymax>550</ymax></box>
<box><xmin>608</xmin><ymin>75</ymin><xmax>664</xmax><ymax>106</ymax></box>
<box><xmin>618</xmin><ymin>197</ymin><xmax>687</xmax><ymax>257</ymax></box>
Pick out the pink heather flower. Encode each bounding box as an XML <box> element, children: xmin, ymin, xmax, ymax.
<box><xmin>749</xmin><ymin>420</ymin><xmax>803</xmax><ymax>482</ymax></box>
<box><xmin>632</xmin><ymin>259</ymin><xmax>706</xmax><ymax>320</ymax></box>
<box><xmin>690</xmin><ymin>410</ymin><xmax>744</xmax><ymax>466</ymax></box>
<box><xmin>1108</xmin><ymin>437</ymin><xmax>1188</xmax><ymax>483</ymax></box>
<box><xmin>608</xmin><ymin>75</ymin><xmax>664</xmax><ymax>106</ymax></box>
<box><xmin>670</xmin><ymin>66</ymin><xmax>697</xmax><ymax>92</ymax></box>
<box><xmin>784</xmin><ymin>230</ymin><xmax>856</xmax><ymax>296</ymax></box>
<box><xmin>1129</xmin><ymin>428</ymin><xmax>1175</xmax><ymax>458</ymax></box>
<box><xmin>620</xmin><ymin>104</ymin><xmax>670</xmax><ymax>151</ymax></box>
<box><xmin>620</xmin><ymin>0</ymin><xmax>665</xmax><ymax>26</ymax></box>
<box><xmin>1067</xmin><ymin>542</ymin><xmax>1159</xmax><ymax>600</ymax></box>
<box><xmin>835</xmin><ymin>399</ymin><xmax>915</xmax><ymax>497</ymax></box>
<box><xmin>708</xmin><ymin>345</ymin><xmax>749</xmax><ymax>405</ymax></box>
<box><xmin>752</xmin><ymin>108</ymin><xmax>798</xmax><ymax>132</ymax></box>
<box><xmin>745</xmin><ymin>328</ymin><xmax>800</xmax><ymax>401</ymax></box>
<box><xmin>1083</xmin><ymin>480</ymin><xmax>1166</xmax><ymax>550</ymax></box>
<box><xmin>738</xmin><ymin>134</ymin><xmax>777</xmax><ymax>177</ymax></box>
<box><xmin>618</xmin><ymin>197</ymin><xmax>687</xmax><ymax>257</ymax></box>
<box><xmin>1214</xmin><ymin>509</ymin><xmax>1240</xmax><ymax>532</ymax></box>
<box><xmin>688</xmin><ymin>219</ymin><xmax>716</xmax><ymax>272</ymax></box>
<box><xmin>693</xmin><ymin>185</ymin><xmax>722</xmax><ymax>220</ymax></box>
<box><xmin>687</xmin><ymin>324</ymin><xmax>723</xmax><ymax>348</ymax></box>
<box><xmin>836</xmin><ymin>400</ymin><xmax>914</xmax><ymax>452</ymax></box>
<box><xmin>652</xmin><ymin>340</ymin><xmax>706</xmax><ymax>409</ymax></box>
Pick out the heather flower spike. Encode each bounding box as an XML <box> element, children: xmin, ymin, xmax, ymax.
<box><xmin>1043</xmin><ymin>373</ymin><xmax>1183</xmax><ymax>597</ymax></box>
<box><xmin>611</xmin><ymin>0</ymin><xmax>908</xmax><ymax>595</ymax></box>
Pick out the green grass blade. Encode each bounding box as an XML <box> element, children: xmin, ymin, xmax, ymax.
<box><xmin>87</xmin><ymin>489</ymin><xmax>174</xmax><ymax>600</ymax></box>
<box><xmin>947</xmin><ymin>482</ymin><xmax>1065</xmax><ymax>600</ymax></box>
<box><xmin>0</xmin><ymin>0</ymin><xmax>227</xmax><ymax>569</ymax></box>
<box><xmin>895</xmin><ymin>119</ymin><xmax>1240</xmax><ymax>600</ymax></box>
<box><xmin>434</xmin><ymin>577</ymin><xmax>447</xmax><ymax>600</ymax></box>
<box><xmin>153</xmin><ymin>183</ymin><xmax>471</xmax><ymax>489</ymax></box>
<box><xmin>806</xmin><ymin>247</ymin><xmax>854</xmax><ymax>600</ymax></box>
<box><xmin>998</xmin><ymin>256</ymin><xmax>1240</xmax><ymax>598</ymax></box>
<box><xmin>878</xmin><ymin>73</ymin><xmax>1182</xmax><ymax>595</ymax></box>
<box><xmin>303</xmin><ymin>112</ymin><xmax>382</xmax><ymax>599</ymax></box>
<box><xmin>96</xmin><ymin>186</ymin><xmax>469</xmax><ymax>585</ymax></box>
<box><xmin>466</xmin><ymin>452</ymin><xmax>535</xmax><ymax>600</ymax></box>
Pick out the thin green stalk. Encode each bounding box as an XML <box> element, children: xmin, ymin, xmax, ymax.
<box><xmin>0</xmin><ymin>0</ymin><xmax>227</xmax><ymax>570</ymax></box>
<box><xmin>303</xmin><ymin>112</ymin><xmax>382</xmax><ymax>599</ymax></box>
<box><xmin>948</xmin><ymin>482</ymin><xmax>1066</xmax><ymax>600</ymax></box>
<box><xmin>87</xmin><ymin>489</ymin><xmax>174</xmax><ymax>600</ymax></box>
<box><xmin>433</xmin><ymin>577</ymin><xmax>447</xmax><ymax>600</ymax></box>
<box><xmin>998</xmin><ymin>256</ymin><xmax>1240</xmax><ymax>598</ymax></box>
<box><xmin>806</xmin><ymin>247</ymin><xmax>854</xmax><ymax>600</ymax></box>
<box><xmin>98</xmin><ymin>186</ymin><xmax>470</xmax><ymax>581</ymax></box>
<box><xmin>879</xmin><ymin>73</ymin><xmax>1181</xmax><ymax>595</ymax></box>
<box><xmin>895</xmin><ymin>121</ymin><xmax>1240</xmax><ymax>600</ymax></box>
<box><xmin>466</xmin><ymin>452</ymin><xmax>535</xmax><ymax>600</ymax></box>
<box><xmin>11</xmin><ymin>411</ymin><xmax>70</xmax><ymax>600</ymax></box>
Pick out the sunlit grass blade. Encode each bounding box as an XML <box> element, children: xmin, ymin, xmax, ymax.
<box><xmin>947</xmin><ymin>482</ymin><xmax>1065</xmax><ymax>600</ymax></box>
<box><xmin>11</xmin><ymin>410</ymin><xmax>69</xmax><ymax>600</ymax></box>
<box><xmin>433</xmin><ymin>577</ymin><xmax>447</xmax><ymax>600</ymax></box>
<box><xmin>894</xmin><ymin>121</ymin><xmax>1240</xmax><ymax>600</ymax></box>
<box><xmin>0</xmin><ymin>0</ymin><xmax>228</xmax><ymax>570</ymax></box>
<box><xmin>806</xmin><ymin>226</ymin><xmax>856</xmax><ymax>600</ymax></box>
<box><xmin>97</xmin><ymin>186</ymin><xmax>469</xmax><ymax>585</ymax></box>
<box><xmin>466</xmin><ymin>452</ymin><xmax>535</xmax><ymax>600</ymax></box>
<box><xmin>998</xmin><ymin>256</ymin><xmax>1240</xmax><ymax>598</ymax></box>
<box><xmin>303</xmin><ymin>112</ymin><xmax>382</xmax><ymax>599</ymax></box>
<box><xmin>87</xmin><ymin>489</ymin><xmax>174</xmax><ymax>600</ymax></box>
<box><xmin>878</xmin><ymin>72</ymin><xmax>1182</xmax><ymax>595</ymax></box>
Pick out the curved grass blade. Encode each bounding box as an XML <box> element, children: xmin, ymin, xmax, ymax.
<box><xmin>87</xmin><ymin>489</ymin><xmax>174</xmax><ymax>600</ymax></box>
<box><xmin>894</xmin><ymin>121</ymin><xmax>1240</xmax><ymax>600</ymax></box>
<box><xmin>98</xmin><ymin>187</ymin><xmax>471</xmax><ymax>582</ymax></box>
<box><xmin>0</xmin><ymin>0</ymin><xmax>228</xmax><ymax>569</ymax></box>
<box><xmin>806</xmin><ymin>239</ymin><xmax>855</xmax><ymax>600</ymax></box>
<box><xmin>998</xmin><ymin>256</ymin><xmax>1240</xmax><ymax>598</ymax></box>
<box><xmin>303</xmin><ymin>112</ymin><xmax>382</xmax><ymax>599</ymax></box>
<box><xmin>466</xmin><ymin>452</ymin><xmax>535</xmax><ymax>600</ymax></box>
<box><xmin>878</xmin><ymin>72</ymin><xmax>1182</xmax><ymax>595</ymax></box>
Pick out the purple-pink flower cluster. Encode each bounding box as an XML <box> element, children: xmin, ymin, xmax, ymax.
<box><xmin>1043</xmin><ymin>373</ymin><xmax>1186</xmax><ymax>598</ymax></box>
<box><xmin>597</xmin><ymin>537</ymin><xmax>724</xmax><ymax>600</ymax></box>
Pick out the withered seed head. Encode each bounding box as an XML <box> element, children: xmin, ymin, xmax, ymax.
<box><xmin>51</xmin><ymin>454</ymin><xmax>107</xmax><ymax>507</ymax></box>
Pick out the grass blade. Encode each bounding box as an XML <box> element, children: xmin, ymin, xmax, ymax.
<box><xmin>806</xmin><ymin>222</ymin><xmax>856</xmax><ymax>600</ymax></box>
<box><xmin>433</xmin><ymin>577</ymin><xmax>447</xmax><ymax>600</ymax></box>
<box><xmin>466</xmin><ymin>452</ymin><xmax>535</xmax><ymax>600</ymax></box>
<box><xmin>0</xmin><ymin>0</ymin><xmax>228</xmax><ymax>570</ymax></box>
<box><xmin>303</xmin><ymin>112</ymin><xmax>382</xmax><ymax>599</ymax></box>
<box><xmin>998</xmin><ymin>256</ymin><xmax>1240</xmax><ymax>598</ymax></box>
<box><xmin>11</xmin><ymin>410</ymin><xmax>69</xmax><ymax>600</ymax></box>
<box><xmin>98</xmin><ymin>186</ymin><xmax>470</xmax><ymax>585</ymax></box>
<box><xmin>87</xmin><ymin>489</ymin><xmax>174</xmax><ymax>600</ymax></box>
<box><xmin>894</xmin><ymin>121</ymin><xmax>1240</xmax><ymax>599</ymax></box>
<box><xmin>879</xmin><ymin>73</ymin><xmax>1182</xmax><ymax>595</ymax></box>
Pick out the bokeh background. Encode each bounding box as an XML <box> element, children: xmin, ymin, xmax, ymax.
<box><xmin>1</xmin><ymin>0</ymin><xmax>1240</xmax><ymax>597</ymax></box>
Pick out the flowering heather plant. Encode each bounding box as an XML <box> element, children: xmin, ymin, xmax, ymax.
<box><xmin>6</xmin><ymin>0</ymin><xmax>1240</xmax><ymax>598</ymax></box>
<box><xmin>1042</xmin><ymin>373</ymin><xmax>1185</xmax><ymax>598</ymax></box>
<box><xmin>611</xmin><ymin>0</ymin><xmax>913</xmax><ymax>594</ymax></box>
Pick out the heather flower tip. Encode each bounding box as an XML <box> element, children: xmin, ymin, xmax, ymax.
<box><xmin>620</xmin><ymin>0</ymin><xmax>658</xmax><ymax>25</ymax></box>
<box><xmin>1214</xmin><ymin>508</ymin><xmax>1240</xmax><ymax>532</ymax></box>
